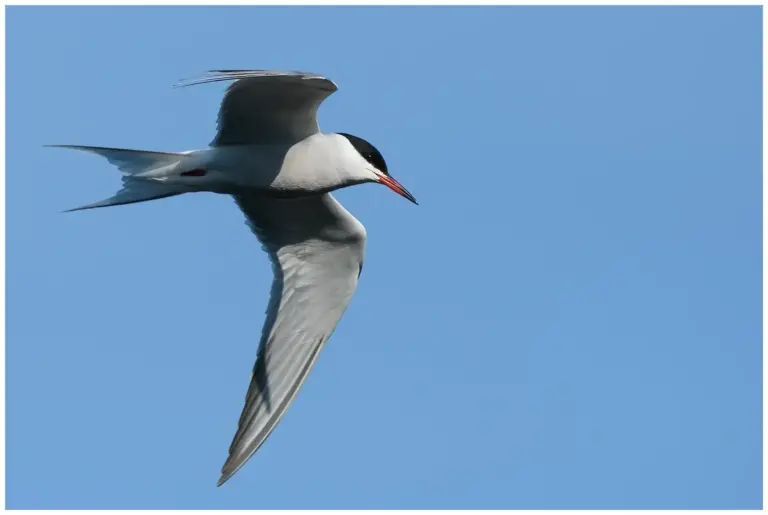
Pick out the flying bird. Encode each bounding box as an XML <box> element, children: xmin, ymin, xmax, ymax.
<box><xmin>49</xmin><ymin>70</ymin><xmax>417</xmax><ymax>486</ymax></box>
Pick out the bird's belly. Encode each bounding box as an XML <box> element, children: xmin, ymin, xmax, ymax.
<box><xmin>206</xmin><ymin>144</ymin><xmax>293</xmax><ymax>193</ymax></box>
<box><xmin>207</xmin><ymin>142</ymin><xmax>348</xmax><ymax>196</ymax></box>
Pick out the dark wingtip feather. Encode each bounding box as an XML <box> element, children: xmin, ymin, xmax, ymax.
<box><xmin>174</xmin><ymin>69</ymin><xmax>336</xmax><ymax>91</ymax></box>
<box><xmin>217</xmin><ymin>460</ymin><xmax>239</xmax><ymax>487</ymax></box>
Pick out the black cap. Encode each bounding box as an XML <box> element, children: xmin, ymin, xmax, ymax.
<box><xmin>338</xmin><ymin>133</ymin><xmax>389</xmax><ymax>176</ymax></box>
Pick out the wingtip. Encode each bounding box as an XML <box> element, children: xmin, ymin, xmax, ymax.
<box><xmin>174</xmin><ymin>71</ymin><xmax>205</xmax><ymax>89</ymax></box>
<box><xmin>43</xmin><ymin>144</ymin><xmax>90</xmax><ymax>151</ymax></box>
<box><xmin>173</xmin><ymin>77</ymin><xmax>197</xmax><ymax>89</ymax></box>
<box><xmin>61</xmin><ymin>203</ymin><xmax>98</xmax><ymax>213</ymax></box>
<box><xmin>173</xmin><ymin>77</ymin><xmax>195</xmax><ymax>89</ymax></box>
<box><xmin>216</xmin><ymin>457</ymin><xmax>236</xmax><ymax>487</ymax></box>
<box><xmin>173</xmin><ymin>69</ymin><xmax>336</xmax><ymax>91</ymax></box>
<box><xmin>174</xmin><ymin>70</ymin><xmax>221</xmax><ymax>89</ymax></box>
<box><xmin>216</xmin><ymin>452</ymin><xmax>252</xmax><ymax>487</ymax></box>
<box><xmin>217</xmin><ymin>470</ymin><xmax>234</xmax><ymax>487</ymax></box>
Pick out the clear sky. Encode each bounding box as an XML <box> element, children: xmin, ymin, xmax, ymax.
<box><xmin>6</xmin><ymin>5</ymin><xmax>762</xmax><ymax>510</ymax></box>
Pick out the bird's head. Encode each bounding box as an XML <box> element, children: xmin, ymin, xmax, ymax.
<box><xmin>338</xmin><ymin>133</ymin><xmax>418</xmax><ymax>205</ymax></box>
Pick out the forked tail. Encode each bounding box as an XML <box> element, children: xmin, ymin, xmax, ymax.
<box><xmin>47</xmin><ymin>145</ymin><xmax>190</xmax><ymax>212</ymax></box>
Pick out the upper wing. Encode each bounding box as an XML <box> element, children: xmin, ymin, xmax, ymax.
<box><xmin>218</xmin><ymin>192</ymin><xmax>366</xmax><ymax>486</ymax></box>
<box><xmin>177</xmin><ymin>69</ymin><xmax>338</xmax><ymax>146</ymax></box>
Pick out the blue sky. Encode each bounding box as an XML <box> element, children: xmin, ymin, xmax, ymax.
<box><xmin>6</xmin><ymin>5</ymin><xmax>762</xmax><ymax>509</ymax></box>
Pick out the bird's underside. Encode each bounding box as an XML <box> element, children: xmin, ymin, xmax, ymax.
<box><xmin>54</xmin><ymin>70</ymin><xmax>378</xmax><ymax>486</ymax></box>
<box><xmin>221</xmin><ymin>191</ymin><xmax>366</xmax><ymax>486</ymax></box>
<box><xmin>181</xmin><ymin>71</ymin><xmax>367</xmax><ymax>486</ymax></box>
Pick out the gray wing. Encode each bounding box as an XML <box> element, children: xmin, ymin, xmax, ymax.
<box><xmin>218</xmin><ymin>192</ymin><xmax>366</xmax><ymax>486</ymax></box>
<box><xmin>177</xmin><ymin>69</ymin><xmax>338</xmax><ymax>146</ymax></box>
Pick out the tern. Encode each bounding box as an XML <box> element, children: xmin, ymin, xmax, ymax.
<box><xmin>49</xmin><ymin>70</ymin><xmax>418</xmax><ymax>486</ymax></box>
